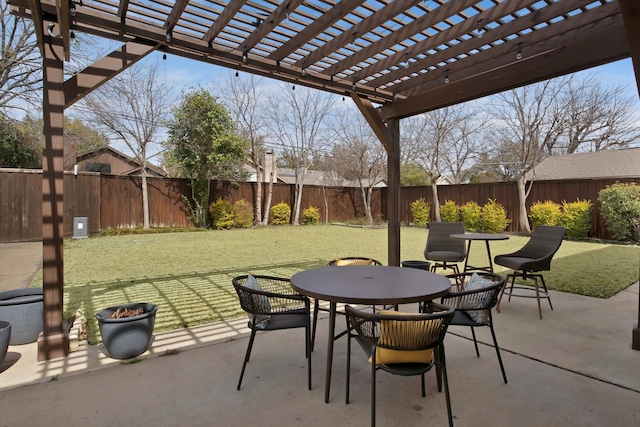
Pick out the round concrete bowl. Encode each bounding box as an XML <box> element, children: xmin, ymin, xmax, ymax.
<box><xmin>96</xmin><ymin>303</ymin><xmax>158</xmax><ymax>360</ymax></box>
<box><xmin>0</xmin><ymin>288</ymin><xmax>43</xmax><ymax>345</ymax></box>
<box><xmin>0</xmin><ymin>321</ymin><xmax>11</xmax><ymax>365</ymax></box>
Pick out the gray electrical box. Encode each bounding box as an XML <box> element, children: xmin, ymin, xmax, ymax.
<box><xmin>73</xmin><ymin>217</ymin><xmax>89</xmax><ymax>239</ymax></box>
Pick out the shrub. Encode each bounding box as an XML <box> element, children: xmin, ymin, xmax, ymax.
<box><xmin>271</xmin><ymin>202</ymin><xmax>291</xmax><ymax>225</ymax></box>
<box><xmin>233</xmin><ymin>199</ymin><xmax>254</xmax><ymax>228</ymax></box>
<box><xmin>302</xmin><ymin>205</ymin><xmax>320</xmax><ymax>225</ymax></box>
<box><xmin>410</xmin><ymin>198</ymin><xmax>430</xmax><ymax>227</ymax></box>
<box><xmin>209</xmin><ymin>198</ymin><xmax>234</xmax><ymax>230</ymax></box>
<box><xmin>481</xmin><ymin>199</ymin><xmax>509</xmax><ymax>233</ymax></box>
<box><xmin>598</xmin><ymin>182</ymin><xmax>640</xmax><ymax>242</ymax></box>
<box><xmin>440</xmin><ymin>200</ymin><xmax>460</xmax><ymax>222</ymax></box>
<box><xmin>561</xmin><ymin>199</ymin><xmax>592</xmax><ymax>240</ymax></box>
<box><xmin>529</xmin><ymin>200</ymin><xmax>562</xmax><ymax>228</ymax></box>
<box><xmin>461</xmin><ymin>201</ymin><xmax>482</xmax><ymax>232</ymax></box>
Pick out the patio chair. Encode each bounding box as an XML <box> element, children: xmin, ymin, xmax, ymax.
<box><xmin>311</xmin><ymin>257</ymin><xmax>383</xmax><ymax>351</ymax></box>
<box><xmin>424</xmin><ymin>222</ymin><xmax>467</xmax><ymax>275</ymax></box>
<box><xmin>494</xmin><ymin>225</ymin><xmax>566</xmax><ymax>319</ymax></box>
<box><xmin>441</xmin><ymin>272</ymin><xmax>508</xmax><ymax>384</ymax></box>
<box><xmin>232</xmin><ymin>274</ymin><xmax>311</xmax><ymax>390</ymax></box>
<box><xmin>345</xmin><ymin>303</ymin><xmax>455</xmax><ymax>427</ymax></box>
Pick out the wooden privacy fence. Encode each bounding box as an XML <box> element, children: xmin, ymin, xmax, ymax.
<box><xmin>0</xmin><ymin>168</ymin><xmax>636</xmax><ymax>242</ymax></box>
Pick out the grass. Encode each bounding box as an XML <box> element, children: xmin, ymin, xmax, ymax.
<box><xmin>29</xmin><ymin>225</ymin><xmax>639</xmax><ymax>344</ymax></box>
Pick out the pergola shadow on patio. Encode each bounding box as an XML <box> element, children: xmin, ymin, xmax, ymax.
<box><xmin>6</xmin><ymin>0</ymin><xmax>640</xmax><ymax>360</ymax></box>
<box><xmin>1</xmin><ymin>281</ymin><xmax>638</xmax><ymax>425</ymax></box>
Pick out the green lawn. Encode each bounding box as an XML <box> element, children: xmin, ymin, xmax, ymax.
<box><xmin>30</xmin><ymin>225</ymin><xmax>639</xmax><ymax>344</ymax></box>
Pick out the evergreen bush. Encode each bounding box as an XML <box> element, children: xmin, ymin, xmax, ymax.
<box><xmin>461</xmin><ymin>201</ymin><xmax>482</xmax><ymax>232</ymax></box>
<box><xmin>271</xmin><ymin>202</ymin><xmax>291</xmax><ymax>225</ymax></box>
<box><xmin>209</xmin><ymin>198</ymin><xmax>234</xmax><ymax>230</ymax></box>
<box><xmin>410</xmin><ymin>198</ymin><xmax>430</xmax><ymax>227</ymax></box>
<box><xmin>481</xmin><ymin>199</ymin><xmax>510</xmax><ymax>233</ymax></box>
<box><xmin>302</xmin><ymin>205</ymin><xmax>320</xmax><ymax>225</ymax></box>
<box><xmin>598</xmin><ymin>182</ymin><xmax>640</xmax><ymax>242</ymax></box>
<box><xmin>529</xmin><ymin>200</ymin><xmax>562</xmax><ymax>228</ymax></box>
<box><xmin>233</xmin><ymin>199</ymin><xmax>254</xmax><ymax>228</ymax></box>
<box><xmin>560</xmin><ymin>199</ymin><xmax>592</xmax><ymax>239</ymax></box>
<box><xmin>440</xmin><ymin>200</ymin><xmax>460</xmax><ymax>222</ymax></box>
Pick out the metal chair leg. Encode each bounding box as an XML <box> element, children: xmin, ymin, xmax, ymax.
<box><xmin>470</xmin><ymin>326</ymin><xmax>480</xmax><ymax>357</ymax></box>
<box><xmin>311</xmin><ymin>299</ymin><xmax>320</xmax><ymax>351</ymax></box>
<box><xmin>489</xmin><ymin>321</ymin><xmax>508</xmax><ymax>384</ymax></box>
<box><xmin>237</xmin><ymin>328</ymin><xmax>257</xmax><ymax>390</ymax></box>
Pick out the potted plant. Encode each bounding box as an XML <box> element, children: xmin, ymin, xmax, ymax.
<box><xmin>95</xmin><ymin>303</ymin><xmax>158</xmax><ymax>360</ymax></box>
<box><xmin>0</xmin><ymin>321</ymin><xmax>10</xmax><ymax>366</ymax></box>
<box><xmin>0</xmin><ymin>288</ymin><xmax>43</xmax><ymax>345</ymax></box>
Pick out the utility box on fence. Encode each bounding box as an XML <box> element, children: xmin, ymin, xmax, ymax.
<box><xmin>73</xmin><ymin>217</ymin><xmax>89</xmax><ymax>239</ymax></box>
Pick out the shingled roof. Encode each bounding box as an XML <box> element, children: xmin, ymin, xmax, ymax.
<box><xmin>527</xmin><ymin>148</ymin><xmax>640</xmax><ymax>181</ymax></box>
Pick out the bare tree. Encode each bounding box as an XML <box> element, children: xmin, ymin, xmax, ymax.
<box><xmin>0</xmin><ymin>1</ymin><xmax>40</xmax><ymax>116</ymax></box>
<box><xmin>221</xmin><ymin>73</ymin><xmax>270</xmax><ymax>225</ymax></box>
<box><xmin>330</xmin><ymin>110</ymin><xmax>386</xmax><ymax>224</ymax></box>
<box><xmin>81</xmin><ymin>60</ymin><xmax>174</xmax><ymax>229</ymax></box>
<box><xmin>402</xmin><ymin>105</ymin><xmax>477</xmax><ymax>221</ymax></box>
<box><xmin>553</xmin><ymin>75</ymin><xmax>640</xmax><ymax>154</ymax></box>
<box><xmin>489</xmin><ymin>78</ymin><xmax>567</xmax><ymax>233</ymax></box>
<box><xmin>267</xmin><ymin>85</ymin><xmax>335</xmax><ymax>225</ymax></box>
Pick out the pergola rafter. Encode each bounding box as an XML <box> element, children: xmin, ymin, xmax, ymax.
<box><xmin>6</xmin><ymin>0</ymin><xmax>639</xmax><ymax>359</ymax></box>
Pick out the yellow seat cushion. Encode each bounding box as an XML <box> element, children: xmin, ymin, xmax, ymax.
<box><xmin>369</xmin><ymin>311</ymin><xmax>435</xmax><ymax>365</ymax></box>
<box><xmin>335</xmin><ymin>258</ymin><xmax>374</xmax><ymax>266</ymax></box>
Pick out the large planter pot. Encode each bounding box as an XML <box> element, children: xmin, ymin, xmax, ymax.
<box><xmin>96</xmin><ymin>303</ymin><xmax>158</xmax><ymax>360</ymax></box>
<box><xmin>0</xmin><ymin>288</ymin><xmax>43</xmax><ymax>345</ymax></box>
<box><xmin>0</xmin><ymin>321</ymin><xmax>10</xmax><ymax>365</ymax></box>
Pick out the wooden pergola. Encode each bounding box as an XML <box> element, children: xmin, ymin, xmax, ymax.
<box><xmin>8</xmin><ymin>0</ymin><xmax>639</xmax><ymax>359</ymax></box>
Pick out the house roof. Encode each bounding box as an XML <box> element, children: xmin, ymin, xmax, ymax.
<box><xmin>277</xmin><ymin>167</ymin><xmax>386</xmax><ymax>187</ymax></box>
<box><xmin>527</xmin><ymin>148</ymin><xmax>640</xmax><ymax>181</ymax></box>
<box><xmin>76</xmin><ymin>146</ymin><xmax>167</xmax><ymax>177</ymax></box>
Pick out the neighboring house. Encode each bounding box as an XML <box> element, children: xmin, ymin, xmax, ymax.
<box><xmin>245</xmin><ymin>151</ymin><xmax>387</xmax><ymax>188</ymax></box>
<box><xmin>72</xmin><ymin>146</ymin><xmax>166</xmax><ymax>177</ymax></box>
<box><xmin>436</xmin><ymin>175</ymin><xmax>455</xmax><ymax>185</ymax></box>
<box><xmin>526</xmin><ymin>148</ymin><xmax>640</xmax><ymax>181</ymax></box>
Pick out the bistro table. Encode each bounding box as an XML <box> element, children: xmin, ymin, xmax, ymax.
<box><xmin>290</xmin><ymin>265</ymin><xmax>451</xmax><ymax>403</ymax></box>
<box><xmin>450</xmin><ymin>232</ymin><xmax>509</xmax><ymax>273</ymax></box>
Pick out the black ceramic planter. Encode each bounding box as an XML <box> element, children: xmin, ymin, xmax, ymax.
<box><xmin>96</xmin><ymin>303</ymin><xmax>158</xmax><ymax>360</ymax></box>
<box><xmin>0</xmin><ymin>321</ymin><xmax>10</xmax><ymax>365</ymax></box>
<box><xmin>0</xmin><ymin>288</ymin><xmax>43</xmax><ymax>345</ymax></box>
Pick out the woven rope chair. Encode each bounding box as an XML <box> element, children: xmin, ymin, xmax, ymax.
<box><xmin>232</xmin><ymin>275</ymin><xmax>311</xmax><ymax>390</ymax></box>
<box><xmin>345</xmin><ymin>303</ymin><xmax>455</xmax><ymax>427</ymax></box>
<box><xmin>441</xmin><ymin>272</ymin><xmax>507</xmax><ymax>384</ymax></box>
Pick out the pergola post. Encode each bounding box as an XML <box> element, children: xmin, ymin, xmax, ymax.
<box><xmin>350</xmin><ymin>94</ymin><xmax>401</xmax><ymax>266</ymax></box>
<box><xmin>618</xmin><ymin>0</ymin><xmax>640</xmax><ymax>351</ymax></box>
<box><xmin>37</xmin><ymin>20</ymin><xmax>69</xmax><ymax>361</ymax></box>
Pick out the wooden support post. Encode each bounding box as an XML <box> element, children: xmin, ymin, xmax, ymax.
<box><xmin>38</xmin><ymin>21</ymin><xmax>69</xmax><ymax>361</ymax></box>
<box><xmin>619</xmin><ymin>0</ymin><xmax>640</xmax><ymax>351</ymax></box>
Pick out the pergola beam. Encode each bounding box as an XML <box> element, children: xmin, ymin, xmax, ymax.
<box><xmin>241</xmin><ymin>0</ymin><xmax>306</xmax><ymax>54</ymax></box>
<box><xmin>203</xmin><ymin>0</ymin><xmax>247</xmax><ymax>44</ymax></box>
<box><xmin>63</xmin><ymin>40</ymin><xmax>158</xmax><ymax>108</ymax></box>
<box><xmin>268</xmin><ymin>0</ymin><xmax>362</xmax><ymax>63</ymax></box>
<box><xmin>381</xmin><ymin>18</ymin><xmax>628</xmax><ymax>120</ymax></box>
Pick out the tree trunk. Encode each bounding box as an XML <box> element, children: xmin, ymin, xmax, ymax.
<box><xmin>431</xmin><ymin>182</ymin><xmax>441</xmax><ymax>222</ymax></box>
<box><xmin>361</xmin><ymin>184</ymin><xmax>373</xmax><ymax>224</ymax></box>
<box><xmin>517</xmin><ymin>174</ymin><xmax>531</xmax><ymax>233</ymax></box>
<box><xmin>262</xmin><ymin>165</ymin><xmax>274</xmax><ymax>225</ymax></box>
<box><xmin>293</xmin><ymin>181</ymin><xmax>304</xmax><ymax>225</ymax></box>
<box><xmin>255</xmin><ymin>163</ymin><xmax>263</xmax><ymax>225</ymax></box>
<box><xmin>141</xmin><ymin>168</ymin><xmax>150</xmax><ymax>229</ymax></box>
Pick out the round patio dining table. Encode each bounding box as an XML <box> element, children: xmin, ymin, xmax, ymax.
<box><xmin>291</xmin><ymin>265</ymin><xmax>451</xmax><ymax>403</ymax></box>
<box><xmin>450</xmin><ymin>232</ymin><xmax>509</xmax><ymax>273</ymax></box>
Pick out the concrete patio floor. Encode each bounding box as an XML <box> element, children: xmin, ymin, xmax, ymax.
<box><xmin>0</xmin><ymin>242</ymin><xmax>639</xmax><ymax>426</ymax></box>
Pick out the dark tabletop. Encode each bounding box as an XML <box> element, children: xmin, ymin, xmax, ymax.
<box><xmin>449</xmin><ymin>233</ymin><xmax>509</xmax><ymax>241</ymax></box>
<box><xmin>290</xmin><ymin>265</ymin><xmax>451</xmax><ymax>305</ymax></box>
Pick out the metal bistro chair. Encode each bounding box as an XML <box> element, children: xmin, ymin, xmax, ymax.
<box><xmin>232</xmin><ymin>274</ymin><xmax>312</xmax><ymax>391</ymax></box>
<box><xmin>311</xmin><ymin>257</ymin><xmax>383</xmax><ymax>351</ymax></box>
<box><xmin>345</xmin><ymin>303</ymin><xmax>455</xmax><ymax>427</ymax></box>
<box><xmin>424</xmin><ymin>222</ymin><xmax>467</xmax><ymax>275</ymax></box>
<box><xmin>441</xmin><ymin>272</ymin><xmax>508</xmax><ymax>384</ymax></box>
<box><xmin>494</xmin><ymin>226</ymin><xmax>566</xmax><ymax>319</ymax></box>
